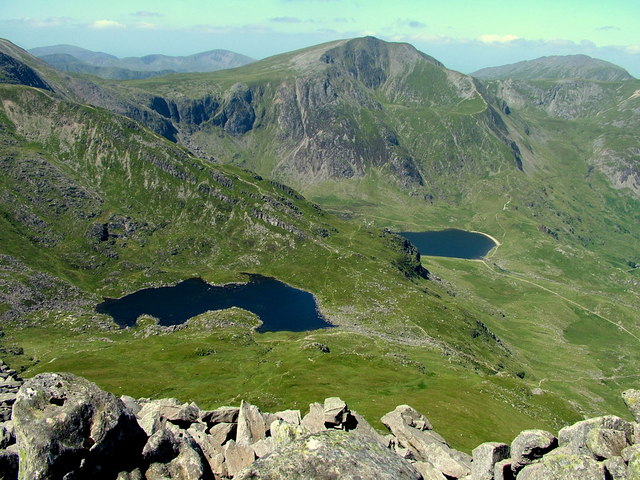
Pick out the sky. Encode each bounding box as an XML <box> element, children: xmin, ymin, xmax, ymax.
<box><xmin>2</xmin><ymin>0</ymin><xmax>639</xmax><ymax>76</ymax></box>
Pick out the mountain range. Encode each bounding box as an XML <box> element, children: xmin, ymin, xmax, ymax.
<box><xmin>28</xmin><ymin>44</ymin><xmax>255</xmax><ymax>80</ymax></box>
<box><xmin>0</xmin><ymin>36</ymin><xmax>639</xmax><ymax>451</ymax></box>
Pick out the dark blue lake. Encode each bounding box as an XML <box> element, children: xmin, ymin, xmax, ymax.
<box><xmin>399</xmin><ymin>229</ymin><xmax>497</xmax><ymax>259</ymax></box>
<box><xmin>96</xmin><ymin>275</ymin><xmax>332</xmax><ymax>333</ymax></box>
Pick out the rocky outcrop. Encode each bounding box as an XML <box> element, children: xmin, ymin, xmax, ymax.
<box><xmin>3</xmin><ymin>370</ymin><xmax>640</xmax><ymax>479</ymax></box>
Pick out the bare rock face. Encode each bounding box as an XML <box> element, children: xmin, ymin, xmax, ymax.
<box><xmin>558</xmin><ymin>416</ymin><xmax>634</xmax><ymax>457</ymax></box>
<box><xmin>236</xmin><ymin>400</ymin><xmax>266</xmax><ymax>446</ymax></box>
<box><xmin>472</xmin><ymin>442</ymin><xmax>510</xmax><ymax>480</ymax></box>
<box><xmin>12</xmin><ymin>372</ymin><xmax>146</xmax><ymax>479</ymax></box>
<box><xmin>234</xmin><ymin>430</ymin><xmax>423</xmax><ymax>480</ymax></box>
<box><xmin>516</xmin><ymin>451</ymin><xmax>606</xmax><ymax>480</ymax></box>
<box><xmin>510</xmin><ymin>429</ymin><xmax>558</xmax><ymax>473</ymax></box>
<box><xmin>622</xmin><ymin>389</ymin><xmax>640</xmax><ymax>423</ymax></box>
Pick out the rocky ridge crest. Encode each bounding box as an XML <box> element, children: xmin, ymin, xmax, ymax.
<box><xmin>0</xmin><ymin>368</ymin><xmax>638</xmax><ymax>479</ymax></box>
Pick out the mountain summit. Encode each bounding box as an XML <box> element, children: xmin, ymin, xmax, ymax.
<box><xmin>472</xmin><ymin>54</ymin><xmax>635</xmax><ymax>82</ymax></box>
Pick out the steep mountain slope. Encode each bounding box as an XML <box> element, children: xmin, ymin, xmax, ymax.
<box><xmin>30</xmin><ymin>44</ymin><xmax>255</xmax><ymax>79</ymax></box>
<box><xmin>116</xmin><ymin>37</ymin><xmax>523</xmax><ymax>200</ymax></box>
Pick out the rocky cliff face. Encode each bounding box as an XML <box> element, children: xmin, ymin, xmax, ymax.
<box><xmin>1</xmin><ymin>369</ymin><xmax>639</xmax><ymax>479</ymax></box>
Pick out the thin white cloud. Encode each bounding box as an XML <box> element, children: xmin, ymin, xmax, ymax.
<box><xmin>8</xmin><ymin>16</ymin><xmax>75</xmax><ymax>27</ymax></box>
<box><xmin>270</xmin><ymin>17</ymin><xmax>302</xmax><ymax>23</ymax></box>
<box><xmin>626</xmin><ymin>45</ymin><xmax>640</xmax><ymax>55</ymax></box>
<box><xmin>478</xmin><ymin>34</ymin><xmax>520</xmax><ymax>44</ymax></box>
<box><xmin>136</xmin><ymin>22</ymin><xmax>161</xmax><ymax>30</ymax></box>
<box><xmin>131</xmin><ymin>11</ymin><xmax>163</xmax><ymax>18</ymax></box>
<box><xmin>597</xmin><ymin>25</ymin><xmax>620</xmax><ymax>31</ymax></box>
<box><xmin>91</xmin><ymin>20</ymin><xmax>126</xmax><ymax>29</ymax></box>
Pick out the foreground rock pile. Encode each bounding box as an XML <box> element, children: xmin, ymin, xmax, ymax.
<box><xmin>0</xmin><ymin>370</ymin><xmax>639</xmax><ymax>479</ymax></box>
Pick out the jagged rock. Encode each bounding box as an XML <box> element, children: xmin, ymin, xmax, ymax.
<box><xmin>384</xmin><ymin>405</ymin><xmax>433</xmax><ymax>431</ymax></box>
<box><xmin>627</xmin><ymin>445</ymin><xmax>640</xmax><ymax>479</ymax></box>
<box><xmin>516</xmin><ymin>452</ymin><xmax>606</xmax><ymax>479</ymax></box>
<box><xmin>301</xmin><ymin>402</ymin><xmax>326</xmax><ymax>433</ymax></box>
<box><xmin>164</xmin><ymin>402</ymin><xmax>200</xmax><ymax>428</ymax></box>
<box><xmin>622</xmin><ymin>443</ymin><xmax>640</xmax><ymax>463</ymax></box>
<box><xmin>472</xmin><ymin>442</ymin><xmax>510</xmax><ymax>480</ymax></box>
<box><xmin>200</xmin><ymin>406</ymin><xmax>239</xmax><ymax>426</ymax></box>
<box><xmin>0</xmin><ymin>448</ymin><xmax>19</xmax><ymax>480</ymax></box>
<box><xmin>237</xmin><ymin>400</ymin><xmax>266</xmax><ymax>445</ymax></box>
<box><xmin>262</xmin><ymin>412</ymin><xmax>278</xmax><ymax>435</ymax></box>
<box><xmin>558</xmin><ymin>415</ymin><xmax>634</xmax><ymax>456</ymax></box>
<box><xmin>270</xmin><ymin>419</ymin><xmax>309</xmax><ymax>447</ymax></box>
<box><xmin>144</xmin><ymin>426</ymin><xmax>213</xmax><ymax>480</ymax></box>
<box><xmin>12</xmin><ymin>372</ymin><xmax>146</xmax><ymax>479</ymax></box>
<box><xmin>347</xmin><ymin>410</ymin><xmax>389</xmax><ymax>446</ymax></box>
<box><xmin>510</xmin><ymin>429</ymin><xmax>557</xmax><ymax>473</ymax></box>
<box><xmin>137</xmin><ymin>398</ymin><xmax>182</xmax><ymax>436</ymax></box>
<box><xmin>120</xmin><ymin>395</ymin><xmax>142</xmax><ymax>416</ymax></box>
<box><xmin>323</xmin><ymin>397</ymin><xmax>348</xmax><ymax>427</ymax></box>
<box><xmin>623</xmin><ymin>389</ymin><xmax>640</xmax><ymax>423</ymax></box>
<box><xmin>603</xmin><ymin>456</ymin><xmax>628</xmax><ymax>480</ymax></box>
<box><xmin>494</xmin><ymin>459</ymin><xmax>514</xmax><ymax>480</ymax></box>
<box><xmin>586</xmin><ymin>427</ymin><xmax>629</xmax><ymax>459</ymax></box>
<box><xmin>381</xmin><ymin>405</ymin><xmax>470</xmax><ymax>478</ymax></box>
<box><xmin>274</xmin><ymin>409</ymin><xmax>301</xmax><ymax>425</ymax></box>
<box><xmin>253</xmin><ymin>437</ymin><xmax>276</xmax><ymax>458</ymax></box>
<box><xmin>208</xmin><ymin>422</ymin><xmax>236</xmax><ymax>446</ymax></box>
<box><xmin>234</xmin><ymin>430</ymin><xmax>423</xmax><ymax>480</ymax></box>
<box><xmin>223</xmin><ymin>439</ymin><xmax>256</xmax><ymax>477</ymax></box>
<box><xmin>187</xmin><ymin>424</ymin><xmax>227</xmax><ymax>478</ymax></box>
<box><xmin>414</xmin><ymin>461</ymin><xmax>447</xmax><ymax>480</ymax></box>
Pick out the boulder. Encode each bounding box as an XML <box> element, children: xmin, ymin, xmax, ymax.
<box><xmin>120</xmin><ymin>395</ymin><xmax>142</xmax><ymax>416</ymax></box>
<box><xmin>236</xmin><ymin>400</ymin><xmax>266</xmax><ymax>446</ymax></box>
<box><xmin>586</xmin><ymin>427</ymin><xmax>629</xmax><ymax>459</ymax></box>
<box><xmin>347</xmin><ymin>410</ymin><xmax>389</xmax><ymax>446</ymax></box>
<box><xmin>253</xmin><ymin>437</ymin><xmax>276</xmax><ymax>458</ymax></box>
<box><xmin>270</xmin><ymin>419</ymin><xmax>309</xmax><ymax>447</ymax></box>
<box><xmin>208</xmin><ymin>422</ymin><xmax>236</xmax><ymax>446</ymax></box>
<box><xmin>234</xmin><ymin>430</ymin><xmax>423</xmax><ymax>480</ymax></box>
<box><xmin>0</xmin><ymin>422</ymin><xmax>14</xmax><ymax>450</ymax></box>
<box><xmin>274</xmin><ymin>409</ymin><xmax>301</xmax><ymax>425</ymax></box>
<box><xmin>143</xmin><ymin>426</ymin><xmax>213</xmax><ymax>480</ymax></box>
<box><xmin>510</xmin><ymin>429</ymin><xmax>558</xmax><ymax>472</ymax></box>
<box><xmin>516</xmin><ymin>452</ymin><xmax>606</xmax><ymax>480</ymax></box>
<box><xmin>381</xmin><ymin>405</ymin><xmax>470</xmax><ymax>478</ymax></box>
<box><xmin>622</xmin><ymin>389</ymin><xmax>640</xmax><ymax>423</ymax></box>
<box><xmin>323</xmin><ymin>397</ymin><xmax>348</xmax><ymax>427</ymax></box>
<box><xmin>626</xmin><ymin>445</ymin><xmax>640</xmax><ymax>478</ymax></box>
<box><xmin>12</xmin><ymin>372</ymin><xmax>147</xmax><ymax>479</ymax></box>
<box><xmin>115</xmin><ymin>468</ymin><xmax>144</xmax><ymax>480</ymax></box>
<box><xmin>200</xmin><ymin>406</ymin><xmax>239</xmax><ymax>426</ymax></box>
<box><xmin>414</xmin><ymin>461</ymin><xmax>447</xmax><ymax>480</ymax></box>
<box><xmin>603</xmin><ymin>456</ymin><xmax>628</xmax><ymax>480</ymax></box>
<box><xmin>224</xmin><ymin>439</ymin><xmax>256</xmax><ymax>477</ymax></box>
<box><xmin>187</xmin><ymin>424</ymin><xmax>227</xmax><ymax>478</ymax></box>
<box><xmin>301</xmin><ymin>402</ymin><xmax>326</xmax><ymax>433</ymax></box>
<box><xmin>471</xmin><ymin>442</ymin><xmax>510</xmax><ymax>480</ymax></box>
<box><xmin>137</xmin><ymin>398</ymin><xmax>181</xmax><ymax>436</ymax></box>
<box><xmin>558</xmin><ymin>415</ymin><xmax>634</xmax><ymax>456</ymax></box>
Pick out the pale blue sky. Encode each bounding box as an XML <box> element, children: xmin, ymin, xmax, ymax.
<box><xmin>2</xmin><ymin>0</ymin><xmax>639</xmax><ymax>75</ymax></box>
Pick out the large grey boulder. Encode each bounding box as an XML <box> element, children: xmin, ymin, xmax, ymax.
<box><xmin>627</xmin><ymin>445</ymin><xmax>640</xmax><ymax>479</ymax></box>
<box><xmin>622</xmin><ymin>389</ymin><xmax>640</xmax><ymax>423</ymax></box>
<box><xmin>586</xmin><ymin>427</ymin><xmax>629</xmax><ymax>459</ymax></box>
<box><xmin>143</xmin><ymin>426</ymin><xmax>213</xmax><ymax>480</ymax></box>
<box><xmin>381</xmin><ymin>405</ymin><xmax>470</xmax><ymax>478</ymax></box>
<box><xmin>558</xmin><ymin>415</ymin><xmax>634</xmax><ymax>456</ymax></box>
<box><xmin>236</xmin><ymin>400</ymin><xmax>266</xmax><ymax>446</ymax></box>
<box><xmin>12</xmin><ymin>372</ymin><xmax>147</xmax><ymax>479</ymax></box>
<box><xmin>471</xmin><ymin>442</ymin><xmax>510</xmax><ymax>480</ymax></box>
<box><xmin>224</xmin><ymin>439</ymin><xmax>256</xmax><ymax>477</ymax></box>
<box><xmin>603</xmin><ymin>456</ymin><xmax>628</xmax><ymax>480</ymax></box>
<box><xmin>323</xmin><ymin>397</ymin><xmax>348</xmax><ymax>427</ymax></box>
<box><xmin>516</xmin><ymin>451</ymin><xmax>606</xmax><ymax>479</ymax></box>
<box><xmin>301</xmin><ymin>402</ymin><xmax>325</xmax><ymax>433</ymax></box>
<box><xmin>234</xmin><ymin>430</ymin><xmax>423</xmax><ymax>480</ymax></box>
<box><xmin>510</xmin><ymin>429</ymin><xmax>557</xmax><ymax>472</ymax></box>
<box><xmin>200</xmin><ymin>406</ymin><xmax>239</xmax><ymax>426</ymax></box>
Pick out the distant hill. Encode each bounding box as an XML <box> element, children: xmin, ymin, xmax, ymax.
<box><xmin>29</xmin><ymin>44</ymin><xmax>255</xmax><ymax>80</ymax></box>
<box><xmin>472</xmin><ymin>54</ymin><xmax>634</xmax><ymax>82</ymax></box>
<box><xmin>37</xmin><ymin>53</ymin><xmax>175</xmax><ymax>80</ymax></box>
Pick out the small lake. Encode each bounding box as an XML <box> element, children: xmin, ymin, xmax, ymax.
<box><xmin>96</xmin><ymin>275</ymin><xmax>332</xmax><ymax>333</ymax></box>
<box><xmin>399</xmin><ymin>229</ymin><xmax>497</xmax><ymax>259</ymax></box>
